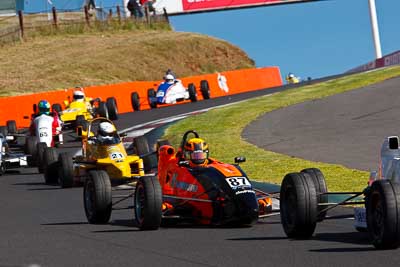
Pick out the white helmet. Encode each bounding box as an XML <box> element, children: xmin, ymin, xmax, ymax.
<box><xmin>164</xmin><ymin>74</ymin><xmax>174</xmax><ymax>83</ymax></box>
<box><xmin>73</xmin><ymin>90</ymin><xmax>85</xmax><ymax>102</ymax></box>
<box><xmin>98</xmin><ymin>122</ymin><xmax>115</xmax><ymax>137</ymax></box>
<box><xmin>288</xmin><ymin>73</ymin><xmax>294</xmax><ymax>78</ymax></box>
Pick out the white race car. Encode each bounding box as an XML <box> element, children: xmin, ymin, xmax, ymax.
<box><xmin>130</xmin><ymin>79</ymin><xmax>211</xmax><ymax>111</ymax></box>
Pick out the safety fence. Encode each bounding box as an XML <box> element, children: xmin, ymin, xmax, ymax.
<box><xmin>0</xmin><ymin>5</ymin><xmax>169</xmax><ymax>46</ymax></box>
<box><xmin>0</xmin><ymin>67</ymin><xmax>283</xmax><ymax>128</ymax></box>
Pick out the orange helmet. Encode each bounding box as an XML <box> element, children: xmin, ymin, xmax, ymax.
<box><xmin>183</xmin><ymin>138</ymin><xmax>209</xmax><ymax>165</ymax></box>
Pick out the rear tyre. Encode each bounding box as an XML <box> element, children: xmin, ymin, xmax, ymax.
<box><xmin>98</xmin><ymin>102</ymin><xmax>109</xmax><ymax>119</ymax></box>
<box><xmin>37</xmin><ymin>142</ymin><xmax>48</xmax><ymax>173</ymax></box>
<box><xmin>6</xmin><ymin>120</ymin><xmax>17</xmax><ymax>134</ymax></box>
<box><xmin>131</xmin><ymin>92</ymin><xmax>140</xmax><ymax>111</ymax></box>
<box><xmin>134</xmin><ymin>136</ymin><xmax>150</xmax><ymax>156</ymax></box>
<box><xmin>106</xmin><ymin>97</ymin><xmax>118</xmax><ymax>120</ymax></box>
<box><xmin>301</xmin><ymin>168</ymin><xmax>328</xmax><ymax>221</ymax></box>
<box><xmin>84</xmin><ymin>170</ymin><xmax>112</xmax><ymax>224</ymax></box>
<box><xmin>0</xmin><ymin>126</ymin><xmax>7</xmax><ymax>137</ymax></box>
<box><xmin>44</xmin><ymin>147</ymin><xmax>58</xmax><ymax>184</ymax></box>
<box><xmin>366</xmin><ymin>180</ymin><xmax>400</xmax><ymax>249</ymax></box>
<box><xmin>147</xmin><ymin>88</ymin><xmax>157</xmax><ymax>109</ymax></box>
<box><xmin>280</xmin><ymin>172</ymin><xmax>318</xmax><ymax>239</ymax></box>
<box><xmin>52</xmin><ymin>103</ymin><xmax>62</xmax><ymax>113</ymax></box>
<box><xmin>76</xmin><ymin>115</ymin><xmax>85</xmax><ymax>129</ymax></box>
<box><xmin>135</xmin><ymin>176</ymin><xmax>162</xmax><ymax>230</ymax></box>
<box><xmin>200</xmin><ymin>80</ymin><xmax>211</xmax><ymax>100</ymax></box>
<box><xmin>188</xmin><ymin>83</ymin><xmax>197</xmax><ymax>102</ymax></box>
<box><xmin>58</xmin><ymin>152</ymin><xmax>74</xmax><ymax>188</ymax></box>
<box><xmin>25</xmin><ymin>136</ymin><xmax>38</xmax><ymax>166</ymax></box>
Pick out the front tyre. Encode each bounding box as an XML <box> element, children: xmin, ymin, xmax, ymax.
<box><xmin>188</xmin><ymin>83</ymin><xmax>197</xmax><ymax>102</ymax></box>
<box><xmin>84</xmin><ymin>170</ymin><xmax>112</xmax><ymax>224</ymax></box>
<box><xmin>135</xmin><ymin>176</ymin><xmax>162</xmax><ymax>230</ymax></box>
<box><xmin>366</xmin><ymin>180</ymin><xmax>400</xmax><ymax>249</ymax></box>
<box><xmin>280</xmin><ymin>172</ymin><xmax>318</xmax><ymax>239</ymax></box>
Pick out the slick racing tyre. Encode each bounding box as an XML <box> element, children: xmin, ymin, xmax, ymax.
<box><xmin>135</xmin><ymin>176</ymin><xmax>162</xmax><ymax>230</ymax></box>
<box><xmin>131</xmin><ymin>92</ymin><xmax>140</xmax><ymax>111</ymax></box>
<box><xmin>301</xmin><ymin>168</ymin><xmax>328</xmax><ymax>222</ymax></box>
<box><xmin>25</xmin><ymin>136</ymin><xmax>38</xmax><ymax>166</ymax></box>
<box><xmin>75</xmin><ymin>115</ymin><xmax>86</xmax><ymax>129</ymax></box>
<box><xmin>0</xmin><ymin>126</ymin><xmax>7</xmax><ymax>137</ymax></box>
<box><xmin>188</xmin><ymin>83</ymin><xmax>197</xmax><ymax>102</ymax></box>
<box><xmin>44</xmin><ymin>147</ymin><xmax>58</xmax><ymax>184</ymax></box>
<box><xmin>280</xmin><ymin>172</ymin><xmax>318</xmax><ymax>239</ymax></box>
<box><xmin>52</xmin><ymin>103</ymin><xmax>62</xmax><ymax>114</ymax></box>
<box><xmin>147</xmin><ymin>88</ymin><xmax>157</xmax><ymax>109</ymax></box>
<box><xmin>6</xmin><ymin>120</ymin><xmax>17</xmax><ymax>134</ymax></box>
<box><xmin>37</xmin><ymin>142</ymin><xmax>47</xmax><ymax>173</ymax></box>
<box><xmin>200</xmin><ymin>80</ymin><xmax>211</xmax><ymax>100</ymax></box>
<box><xmin>106</xmin><ymin>97</ymin><xmax>118</xmax><ymax>120</ymax></box>
<box><xmin>58</xmin><ymin>152</ymin><xmax>74</xmax><ymax>188</ymax></box>
<box><xmin>98</xmin><ymin>102</ymin><xmax>109</xmax><ymax>119</ymax></box>
<box><xmin>84</xmin><ymin>170</ymin><xmax>112</xmax><ymax>224</ymax></box>
<box><xmin>366</xmin><ymin>180</ymin><xmax>400</xmax><ymax>249</ymax></box>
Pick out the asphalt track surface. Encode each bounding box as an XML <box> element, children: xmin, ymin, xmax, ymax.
<box><xmin>243</xmin><ymin>76</ymin><xmax>400</xmax><ymax>171</ymax></box>
<box><xmin>2</xmin><ymin>79</ymin><xmax>400</xmax><ymax>267</ymax></box>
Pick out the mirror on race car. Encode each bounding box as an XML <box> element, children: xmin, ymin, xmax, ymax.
<box><xmin>234</xmin><ymin>157</ymin><xmax>246</xmax><ymax>164</ymax></box>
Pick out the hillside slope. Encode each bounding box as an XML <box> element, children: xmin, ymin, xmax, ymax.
<box><xmin>0</xmin><ymin>30</ymin><xmax>255</xmax><ymax>96</ymax></box>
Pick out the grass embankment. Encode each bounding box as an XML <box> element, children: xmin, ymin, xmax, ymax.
<box><xmin>0</xmin><ymin>29</ymin><xmax>254</xmax><ymax>95</ymax></box>
<box><xmin>163</xmin><ymin>66</ymin><xmax>400</xmax><ymax>192</ymax></box>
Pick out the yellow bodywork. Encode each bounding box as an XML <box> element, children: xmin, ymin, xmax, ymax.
<box><xmin>60</xmin><ymin>99</ymin><xmax>93</xmax><ymax>123</ymax></box>
<box><xmin>76</xmin><ymin>118</ymin><xmax>144</xmax><ymax>182</ymax></box>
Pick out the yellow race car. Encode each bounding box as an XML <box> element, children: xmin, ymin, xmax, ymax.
<box><xmin>45</xmin><ymin>118</ymin><xmax>162</xmax><ymax>229</ymax></box>
<box><xmin>54</xmin><ymin>90</ymin><xmax>118</xmax><ymax>128</ymax></box>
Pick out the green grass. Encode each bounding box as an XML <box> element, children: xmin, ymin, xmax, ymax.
<box><xmin>162</xmin><ymin>66</ymin><xmax>400</xmax><ymax>192</ymax></box>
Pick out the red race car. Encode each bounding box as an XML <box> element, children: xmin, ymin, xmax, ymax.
<box><xmin>155</xmin><ymin>130</ymin><xmax>274</xmax><ymax>226</ymax></box>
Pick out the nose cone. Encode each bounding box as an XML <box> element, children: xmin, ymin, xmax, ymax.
<box><xmin>235</xmin><ymin>192</ymin><xmax>259</xmax><ymax>225</ymax></box>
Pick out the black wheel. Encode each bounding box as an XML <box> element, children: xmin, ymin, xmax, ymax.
<box><xmin>280</xmin><ymin>172</ymin><xmax>318</xmax><ymax>239</ymax></box>
<box><xmin>106</xmin><ymin>97</ymin><xmax>118</xmax><ymax>120</ymax></box>
<box><xmin>134</xmin><ymin>135</ymin><xmax>150</xmax><ymax>156</ymax></box>
<box><xmin>44</xmin><ymin>147</ymin><xmax>58</xmax><ymax>184</ymax></box>
<box><xmin>84</xmin><ymin>170</ymin><xmax>112</xmax><ymax>224</ymax></box>
<box><xmin>6</xmin><ymin>120</ymin><xmax>17</xmax><ymax>134</ymax></box>
<box><xmin>58</xmin><ymin>152</ymin><xmax>74</xmax><ymax>188</ymax></box>
<box><xmin>200</xmin><ymin>80</ymin><xmax>211</xmax><ymax>100</ymax></box>
<box><xmin>75</xmin><ymin>115</ymin><xmax>85</xmax><ymax>129</ymax></box>
<box><xmin>366</xmin><ymin>180</ymin><xmax>400</xmax><ymax>249</ymax></box>
<box><xmin>25</xmin><ymin>136</ymin><xmax>38</xmax><ymax>166</ymax></box>
<box><xmin>131</xmin><ymin>92</ymin><xmax>140</xmax><ymax>111</ymax></box>
<box><xmin>98</xmin><ymin>102</ymin><xmax>109</xmax><ymax>119</ymax></box>
<box><xmin>135</xmin><ymin>176</ymin><xmax>162</xmax><ymax>230</ymax></box>
<box><xmin>301</xmin><ymin>168</ymin><xmax>328</xmax><ymax>221</ymax></box>
<box><xmin>188</xmin><ymin>83</ymin><xmax>197</xmax><ymax>102</ymax></box>
<box><xmin>52</xmin><ymin>103</ymin><xmax>62</xmax><ymax>114</ymax></box>
<box><xmin>37</xmin><ymin>142</ymin><xmax>47</xmax><ymax>173</ymax></box>
<box><xmin>0</xmin><ymin>126</ymin><xmax>7</xmax><ymax>137</ymax></box>
<box><xmin>0</xmin><ymin>162</ymin><xmax>5</xmax><ymax>176</ymax></box>
<box><xmin>147</xmin><ymin>88</ymin><xmax>157</xmax><ymax>109</ymax></box>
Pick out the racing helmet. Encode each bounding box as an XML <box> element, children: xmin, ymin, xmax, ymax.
<box><xmin>73</xmin><ymin>90</ymin><xmax>85</xmax><ymax>102</ymax></box>
<box><xmin>164</xmin><ymin>74</ymin><xmax>174</xmax><ymax>83</ymax></box>
<box><xmin>288</xmin><ymin>73</ymin><xmax>295</xmax><ymax>78</ymax></box>
<box><xmin>98</xmin><ymin>122</ymin><xmax>116</xmax><ymax>138</ymax></box>
<box><xmin>38</xmin><ymin>100</ymin><xmax>51</xmax><ymax>115</ymax></box>
<box><xmin>183</xmin><ymin>138</ymin><xmax>209</xmax><ymax>165</ymax></box>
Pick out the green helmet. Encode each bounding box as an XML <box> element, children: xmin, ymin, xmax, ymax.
<box><xmin>38</xmin><ymin>100</ymin><xmax>51</xmax><ymax>115</ymax></box>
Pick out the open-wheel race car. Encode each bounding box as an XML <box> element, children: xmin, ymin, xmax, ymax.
<box><xmin>280</xmin><ymin>136</ymin><xmax>400</xmax><ymax>249</ymax></box>
<box><xmin>54</xmin><ymin>90</ymin><xmax>118</xmax><ymax>128</ymax></box>
<box><xmin>156</xmin><ymin>130</ymin><xmax>275</xmax><ymax>226</ymax></box>
<box><xmin>43</xmin><ymin>117</ymin><xmax>162</xmax><ymax>230</ymax></box>
<box><xmin>130</xmin><ymin>77</ymin><xmax>211</xmax><ymax>111</ymax></box>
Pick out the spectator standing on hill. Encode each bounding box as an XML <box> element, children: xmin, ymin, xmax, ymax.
<box><xmin>84</xmin><ymin>0</ymin><xmax>96</xmax><ymax>9</ymax></box>
<box><xmin>127</xmin><ymin>0</ymin><xmax>144</xmax><ymax>18</ymax></box>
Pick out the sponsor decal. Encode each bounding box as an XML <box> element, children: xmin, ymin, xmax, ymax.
<box><xmin>170</xmin><ymin>173</ymin><xmax>198</xmax><ymax>192</ymax></box>
<box><xmin>217</xmin><ymin>73</ymin><xmax>229</xmax><ymax>93</ymax></box>
<box><xmin>235</xmin><ymin>189</ymin><xmax>255</xmax><ymax>195</ymax></box>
